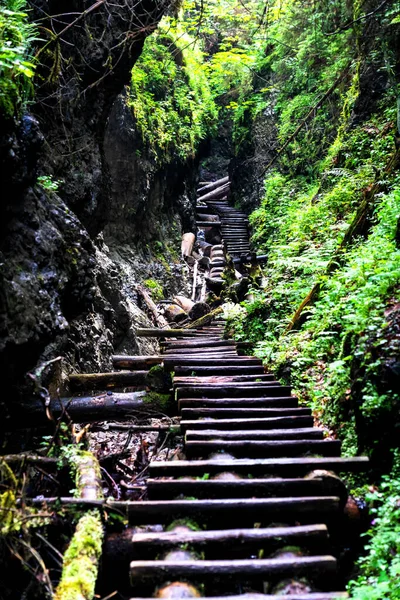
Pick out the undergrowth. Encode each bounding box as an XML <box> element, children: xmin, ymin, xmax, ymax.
<box><xmin>0</xmin><ymin>0</ymin><xmax>37</xmax><ymax>117</ymax></box>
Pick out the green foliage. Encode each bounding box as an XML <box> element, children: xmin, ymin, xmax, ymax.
<box><xmin>349</xmin><ymin>454</ymin><xmax>400</xmax><ymax>599</ymax></box>
<box><xmin>129</xmin><ymin>22</ymin><xmax>217</xmax><ymax>162</ymax></box>
<box><xmin>0</xmin><ymin>0</ymin><xmax>37</xmax><ymax>117</ymax></box>
<box><xmin>143</xmin><ymin>278</ymin><xmax>164</xmax><ymax>301</ymax></box>
<box><xmin>37</xmin><ymin>174</ymin><xmax>61</xmax><ymax>191</ymax></box>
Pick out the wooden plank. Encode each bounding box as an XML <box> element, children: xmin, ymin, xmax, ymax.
<box><xmin>180</xmin><ymin>408</ymin><xmax>309</xmax><ymax>419</ymax></box>
<box><xmin>149</xmin><ymin>457</ymin><xmax>369</xmax><ymax>478</ymax></box>
<box><xmin>184</xmin><ymin>439</ymin><xmax>342</xmax><ymax>459</ymax></box>
<box><xmin>130</xmin><ymin>556</ymin><xmax>337</xmax><ymax>584</ymax></box>
<box><xmin>174</xmin><ymin>366</ymin><xmax>266</xmax><ymax>375</ymax></box>
<box><xmin>164</xmin><ymin>358</ymin><xmax>263</xmax><ymax>367</ymax></box>
<box><xmin>112</xmin><ymin>356</ymin><xmax>163</xmax><ymax>369</ymax></box>
<box><xmin>129</xmin><ymin>594</ymin><xmax>348</xmax><ymax>600</ymax></box>
<box><xmin>176</xmin><ymin>385</ymin><xmax>292</xmax><ymax>398</ymax></box>
<box><xmin>185</xmin><ymin>428</ymin><xmax>324</xmax><ymax>440</ymax></box>
<box><xmin>129</xmin><ymin>523</ymin><xmax>329</xmax><ymax>552</ymax></box>
<box><xmin>181</xmin><ymin>416</ymin><xmax>314</xmax><ymax>431</ymax></box>
<box><xmin>146</xmin><ymin>479</ymin><xmax>344</xmax><ymax>500</ymax></box>
<box><xmin>178</xmin><ymin>398</ymin><xmax>299</xmax><ymax>410</ymax></box>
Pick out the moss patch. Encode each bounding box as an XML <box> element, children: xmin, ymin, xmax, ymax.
<box><xmin>55</xmin><ymin>510</ymin><xmax>104</xmax><ymax>600</ymax></box>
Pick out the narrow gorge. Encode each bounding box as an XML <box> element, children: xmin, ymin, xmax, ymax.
<box><xmin>0</xmin><ymin>1</ymin><xmax>399</xmax><ymax>599</ymax></box>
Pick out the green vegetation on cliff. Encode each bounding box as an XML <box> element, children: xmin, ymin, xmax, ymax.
<box><xmin>0</xmin><ymin>0</ymin><xmax>37</xmax><ymax>116</ymax></box>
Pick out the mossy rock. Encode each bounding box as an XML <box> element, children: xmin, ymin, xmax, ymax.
<box><xmin>145</xmin><ymin>365</ymin><xmax>172</xmax><ymax>393</ymax></box>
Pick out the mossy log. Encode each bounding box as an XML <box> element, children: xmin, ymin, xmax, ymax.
<box><xmin>137</xmin><ymin>285</ymin><xmax>169</xmax><ymax>328</ymax></box>
<box><xmin>54</xmin><ymin>510</ymin><xmax>104</xmax><ymax>600</ymax></box>
<box><xmin>55</xmin><ymin>451</ymin><xmax>103</xmax><ymax>600</ymax></box>
<box><xmin>183</xmin><ymin>306</ymin><xmax>224</xmax><ymax>329</ymax></box>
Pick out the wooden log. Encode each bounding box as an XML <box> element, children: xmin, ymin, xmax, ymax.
<box><xmin>163</xmin><ymin>358</ymin><xmax>262</xmax><ymax>367</ymax></box>
<box><xmin>55</xmin><ymin>451</ymin><xmax>103</xmax><ymax>600</ymax></box>
<box><xmin>174</xmin><ymin>366</ymin><xmax>265</xmax><ymax>375</ymax></box>
<box><xmin>181</xmin><ymin>416</ymin><xmax>314</xmax><ymax>431</ymax></box>
<box><xmin>181</xmin><ymin>408</ymin><xmax>309</xmax><ymax>420</ymax></box>
<box><xmin>181</xmin><ymin>232</ymin><xmax>196</xmax><ymax>257</ymax></box>
<box><xmin>128</xmin><ymin>523</ymin><xmax>329</xmax><ymax>555</ymax></box>
<box><xmin>184</xmin><ymin>439</ymin><xmax>342</xmax><ymax>459</ymax></box>
<box><xmin>135</xmin><ymin>329</ymin><xmax>200</xmax><ymax>338</ymax></box>
<box><xmin>197</xmin><ymin>183</ymin><xmax>230</xmax><ymax>203</ymax></box>
<box><xmin>5</xmin><ymin>391</ymin><xmax>171</xmax><ymax>428</ymax></box>
<box><xmin>130</xmin><ymin>595</ymin><xmax>348</xmax><ymax>600</ymax></box>
<box><xmin>195</xmin><ymin>214</ymin><xmax>221</xmax><ymax>222</ymax></box>
<box><xmin>197</xmin><ymin>220</ymin><xmax>222</xmax><ymax>227</ymax></box>
<box><xmin>113</xmin><ymin>356</ymin><xmax>163</xmax><ymax>369</ymax></box>
<box><xmin>164</xmin><ymin>304</ymin><xmax>188</xmax><ymax>324</ymax></box>
<box><xmin>175</xmin><ymin>385</ymin><xmax>292</xmax><ymax>398</ymax></box>
<box><xmin>149</xmin><ymin>457</ymin><xmax>369</xmax><ymax>478</ymax></box>
<box><xmin>129</xmin><ymin>556</ymin><xmax>337</xmax><ymax>587</ymax></box>
<box><xmin>189</xmin><ymin>302</ymin><xmax>211</xmax><ymax>321</ymax></box>
<box><xmin>147</xmin><ymin>478</ymin><xmax>336</xmax><ymax>500</ymax></box>
<box><xmin>197</xmin><ymin>176</ymin><xmax>229</xmax><ymax>194</ymax></box>
<box><xmin>173</xmin><ymin>296</ymin><xmax>195</xmax><ymax>312</ymax></box>
<box><xmin>179</xmin><ymin>398</ymin><xmax>298</xmax><ymax>410</ymax></box>
<box><xmin>69</xmin><ymin>371</ymin><xmax>149</xmax><ymax>391</ymax></box>
<box><xmin>186</xmin><ymin>427</ymin><xmax>324</xmax><ymax>440</ymax></box>
<box><xmin>0</xmin><ymin>453</ymin><xmax>58</xmax><ymax>466</ymax></box>
<box><xmin>137</xmin><ymin>285</ymin><xmax>169</xmax><ymax>328</ymax></box>
<box><xmin>183</xmin><ymin>306</ymin><xmax>224</xmax><ymax>329</ymax></box>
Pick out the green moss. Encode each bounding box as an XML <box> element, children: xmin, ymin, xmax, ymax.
<box><xmin>55</xmin><ymin>510</ymin><xmax>104</xmax><ymax>600</ymax></box>
<box><xmin>143</xmin><ymin>391</ymin><xmax>172</xmax><ymax>409</ymax></box>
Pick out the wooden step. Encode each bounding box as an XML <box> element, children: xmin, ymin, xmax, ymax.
<box><xmin>130</xmin><ymin>594</ymin><xmax>348</xmax><ymax>600</ymax></box>
<box><xmin>180</xmin><ymin>408</ymin><xmax>310</xmax><ymax>420</ymax></box>
<box><xmin>110</xmin><ymin>497</ymin><xmax>340</xmax><ymax>525</ymax></box>
<box><xmin>185</xmin><ymin>427</ymin><xmax>324</xmax><ymax>440</ymax></box>
<box><xmin>130</xmin><ymin>556</ymin><xmax>337</xmax><ymax>586</ymax></box>
<box><xmin>129</xmin><ymin>523</ymin><xmax>329</xmax><ymax>555</ymax></box>
<box><xmin>149</xmin><ymin>456</ymin><xmax>369</xmax><ymax>478</ymax></box>
<box><xmin>146</xmin><ymin>478</ymin><xmax>345</xmax><ymax>500</ymax></box>
<box><xmin>180</xmin><ymin>416</ymin><xmax>315</xmax><ymax>431</ymax></box>
<box><xmin>176</xmin><ymin>385</ymin><xmax>292</xmax><ymax>398</ymax></box>
<box><xmin>164</xmin><ymin>358</ymin><xmax>263</xmax><ymax>367</ymax></box>
<box><xmin>174</xmin><ymin>366</ymin><xmax>266</xmax><ymax>375</ymax></box>
<box><xmin>179</xmin><ymin>398</ymin><xmax>299</xmax><ymax>410</ymax></box>
<box><xmin>184</xmin><ymin>439</ymin><xmax>342</xmax><ymax>459</ymax></box>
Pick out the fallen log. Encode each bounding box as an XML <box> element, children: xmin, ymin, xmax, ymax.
<box><xmin>163</xmin><ymin>304</ymin><xmax>188</xmax><ymax>324</ymax></box>
<box><xmin>181</xmin><ymin>232</ymin><xmax>196</xmax><ymax>257</ymax></box>
<box><xmin>183</xmin><ymin>306</ymin><xmax>224</xmax><ymax>329</ymax></box>
<box><xmin>197</xmin><ymin>176</ymin><xmax>229</xmax><ymax>195</ymax></box>
<box><xmin>197</xmin><ymin>183</ymin><xmax>230</xmax><ymax>203</ymax></box>
<box><xmin>173</xmin><ymin>296</ymin><xmax>195</xmax><ymax>312</ymax></box>
<box><xmin>189</xmin><ymin>301</ymin><xmax>211</xmax><ymax>321</ymax></box>
<box><xmin>5</xmin><ymin>391</ymin><xmax>173</xmax><ymax>428</ymax></box>
<box><xmin>112</xmin><ymin>356</ymin><xmax>163</xmax><ymax>369</ymax></box>
<box><xmin>69</xmin><ymin>371</ymin><xmax>149</xmax><ymax>391</ymax></box>
<box><xmin>137</xmin><ymin>285</ymin><xmax>169</xmax><ymax>328</ymax></box>
<box><xmin>55</xmin><ymin>450</ymin><xmax>104</xmax><ymax>600</ymax></box>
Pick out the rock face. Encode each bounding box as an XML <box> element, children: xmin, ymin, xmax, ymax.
<box><xmin>0</xmin><ymin>0</ymin><xmax>196</xmax><ymax>406</ymax></box>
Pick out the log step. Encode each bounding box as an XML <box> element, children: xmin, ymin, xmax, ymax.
<box><xmin>69</xmin><ymin>371</ymin><xmax>148</xmax><ymax>391</ymax></box>
<box><xmin>184</xmin><ymin>439</ymin><xmax>342</xmax><ymax>459</ymax></box>
<box><xmin>186</xmin><ymin>427</ymin><xmax>324</xmax><ymax>440</ymax></box>
<box><xmin>174</xmin><ymin>366</ymin><xmax>266</xmax><ymax>375</ymax></box>
<box><xmin>164</xmin><ymin>358</ymin><xmax>263</xmax><ymax>367</ymax></box>
<box><xmin>149</xmin><ymin>457</ymin><xmax>369</xmax><ymax>478</ymax></box>
<box><xmin>180</xmin><ymin>416</ymin><xmax>315</xmax><ymax>431</ymax></box>
<box><xmin>111</xmin><ymin>497</ymin><xmax>341</xmax><ymax>525</ymax></box>
<box><xmin>130</xmin><ymin>595</ymin><xmax>348</xmax><ymax>600</ymax></box>
<box><xmin>180</xmin><ymin>408</ymin><xmax>310</xmax><ymax>419</ymax></box>
<box><xmin>146</xmin><ymin>478</ymin><xmax>345</xmax><ymax>501</ymax></box>
<box><xmin>176</xmin><ymin>385</ymin><xmax>292</xmax><ymax>398</ymax></box>
<box><xmin>178</xmin><ymin>398</ymin><xmax>299</xmax><ymax>410</ymax></box>
<box><xmin>130</xmin><ymin>523</ymin><xmax>330</xmax><ymax>555</ymax></box>
<box><xmin>129</xmin><ymin>556</ymin><xmax>337</xmax><ymax>586</ymax></box>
